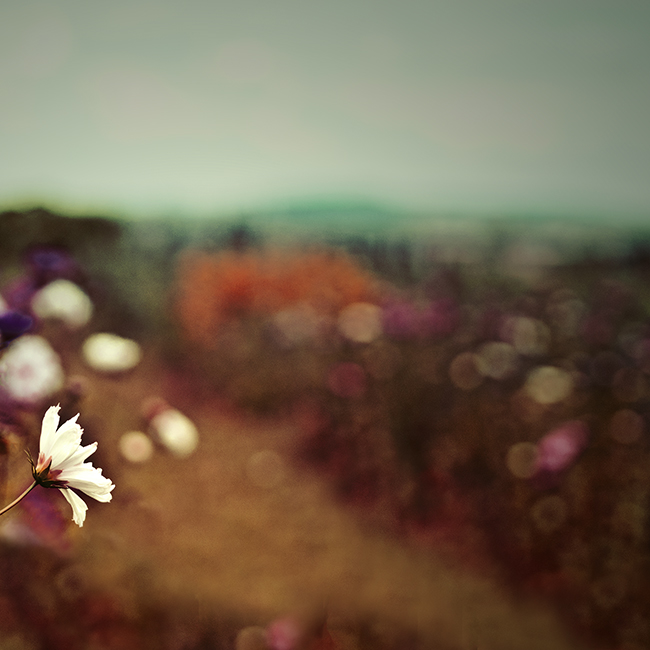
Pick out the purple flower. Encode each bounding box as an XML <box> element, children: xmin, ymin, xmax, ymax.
<box><xmin>25</xmin><ymin>245</ymin><xmax>79</xmax><ymax>284</ymax></box>
<box><xmin>0</xmin><ymin>311</ymin><xmax>33</xmax><ymax>347</ymax></box>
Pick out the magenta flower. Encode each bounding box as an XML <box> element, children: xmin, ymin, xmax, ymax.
<box><xmin>534</xmin><ymin>421</ymin><xmax>589</xmax><ymax>475</ymax></box>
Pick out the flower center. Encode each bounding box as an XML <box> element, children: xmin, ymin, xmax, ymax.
<box><xmin>31</xmin><ymin>454</ymin><xmax>67</xmax><ymax>489</ymax></box>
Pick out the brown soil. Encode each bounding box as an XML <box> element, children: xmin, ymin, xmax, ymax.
<box><xmin>4</xmin><ymin>338</ymin><xmax>586</xmax><ymax>650</ymax></box>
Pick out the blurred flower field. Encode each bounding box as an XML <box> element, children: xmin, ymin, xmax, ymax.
<box><xmin>1</xmin><ymin>208</ymin><xmax>650</xmax><ymax>649</ymax></box>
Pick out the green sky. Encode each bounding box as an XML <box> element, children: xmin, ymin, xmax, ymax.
<box><xmin>1</xmin><ymin>0</ymin><xmax>649</xmax><ymax>218</ymax></box>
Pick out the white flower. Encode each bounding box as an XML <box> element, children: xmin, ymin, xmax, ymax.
<box><xmin>82</xmin><ymin>333</ymin><xmax>141</xmax><ymax>373</ymax></box>
<box><xmin>150</xmin><ymin>408</ymin><xmax>199</xmax><ymax>458</ymax></box>
<box><xmin>31</xmin><ymin>279</ymin><xmax>94</xmax><ymax>329</ymax></box>
<box><xmin>0</xmin><ymin>335</ymin><xmax>64</xmax><ymax>403</ymax></box>
<box><xmin>32</xmin><ymin>405</ymin><xmax>114</xmax><ymax>527</ymax></box>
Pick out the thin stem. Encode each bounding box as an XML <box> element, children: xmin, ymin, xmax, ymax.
<box><xmin>0</xmin><ymin>481</ymin><xmax>37</xmax><ymax>518</ymax></box>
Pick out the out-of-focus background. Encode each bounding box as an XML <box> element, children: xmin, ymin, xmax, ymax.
<box><xmin>1</xmin><ymin>2</ymin><xmax>650</xmax><ymax>650</ymax></box>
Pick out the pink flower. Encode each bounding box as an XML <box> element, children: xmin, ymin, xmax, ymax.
<box><xmin>534</xmin><ymin>421</ymin><xmax>589</xmax><ymax>475</ymax></box>
<box><xmin>266</xmin><ymin>617</ymin><xmax>301</xmax><ymax>650</ymax></box>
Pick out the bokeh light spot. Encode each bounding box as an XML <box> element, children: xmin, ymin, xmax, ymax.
<box><xmin>338</xmin><ymin>302</ymin><xmax>382</xmax><ymax>343</ymax></box>
<box><xmin>119</xmin><ymin>431</ymin><xmax>154</xmax><ymax>464</ymax></box>
<box><xmin>525</xmin><ymin>366</ymin><xmax>573</xmax><ymax>404</ymax></box>
<box><xmin>476</xmin><ymin>342</ymin><xmax>519</xmax><ymax>380</ymax></box>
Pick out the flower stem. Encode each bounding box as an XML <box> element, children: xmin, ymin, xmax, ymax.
<box><xmin>0</xmin><ymin>481</ymin><xmax>37</xmax><ymax>518</ymax></box>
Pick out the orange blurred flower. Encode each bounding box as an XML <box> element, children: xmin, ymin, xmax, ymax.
<box><xmin>175</xmin><ymin>249</ymin><xmax>378</xmax><ymax>346</ymax></box>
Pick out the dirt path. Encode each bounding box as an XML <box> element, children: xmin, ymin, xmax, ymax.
<box><xmin>49</xmin><ymin>343</ymin><xmax>588</xmax><ymax>650</ymax></box>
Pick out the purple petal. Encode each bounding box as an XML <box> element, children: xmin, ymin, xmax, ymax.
<box><xmin>0</xmin><ymin>311</ymin><xmax>33</xmax><ymax>344</ymax></box>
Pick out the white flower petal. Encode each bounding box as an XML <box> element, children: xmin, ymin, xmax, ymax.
<box><xmin>59</xmin><ymin>464</ymin><xmax>114</xmax><ymax>502</ymax></box>
<box><xmin>61</xmin><ymin>468</ymin><xmax>113</xmax><ymax>489</ymax></box>
<box><xmin>37</xmin><ymin>406</ymin><xmax>114</xmax><ymax>526</ymax></box>
<box><xmin>61</xmin><ymin>488</ymin><xmax>88</xmax><ymax>527</ymax></box>
<box><xmin>77</xmin><ymin>483</ymin><xmax>113</xmax><ymax>502</ymax></box>
<box><xmin>39</xmin><ymin>404</ymin><xmax>61</xmax><ymax>460</ymax></box>
<box><xmin>56</xmin><ymin>442</ymin><xmax>98</xmax><ymax>471</ymax></box>
<box><xmin>63</xmin><ymin>481</ymin><xmax>114</xmax><ymax>502</ymax></box>
<box><xmin>48</xmin><ymin>415</ymin><xmax>83</xmax><ymax>467</ymax></box>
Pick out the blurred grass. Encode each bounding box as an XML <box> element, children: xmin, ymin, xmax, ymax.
<box><xmin>59</xmin><ymin>338</ymin><xmax>585</xmax><ymax>650</ymax></box>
